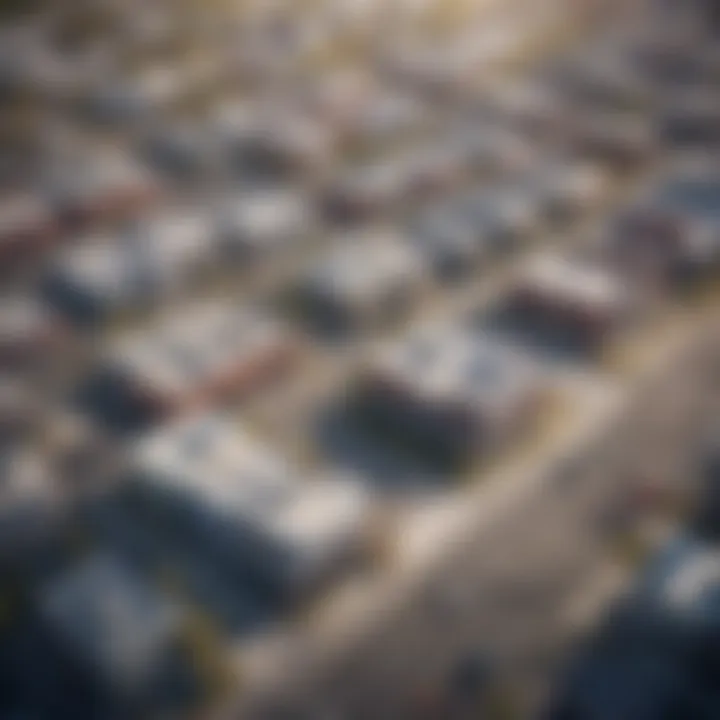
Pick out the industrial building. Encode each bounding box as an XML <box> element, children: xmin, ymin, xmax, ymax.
<box><xmin>44</xmin><ymin>152</ymin><xmax>161</xmax><ymax>229</ymax></box>
<box><xmin>0</xmin><ymin>193</ymin><xmax>57</xmax><ymax>269</ymax></box>
<box><xmin>522</xmin><ymin>159</ymin><xmax>609</xmax><ymax>221</ymax></box>
<box><xmin>0</xmin><ymin>297</ymin><xmax>63</xmax><ymax>370</ymax></box>
<box><xmin>39</xmin><ymin>554</ymin><xmax>187</xmax><ymax>702</ymax></box>
<box><xmin>98</xmin><ymin>302</ymin><xmax>297</xmax><ymax>423</ymax></box>
<box><xmin>555</xmin><ymin>535</ymin><xmax>720</xmax><ymax>720</ymax></box>
<box><xmin>216</xmin><ymin>189</ymin><xmax>314</xmax><ymax>266</ymax></box>
<box><xmin>605</xmin><ymin>170</ymin><xmax>720</xmax><ymax>289</ymax></box>
<box><xmin>45</xmin><ymin>210</ymin><xmax>213</xmax><ymax>322</ymax></box>
<box><xmin>323</xmin><ymin>160</ymin><xmax>412</xmax><ymax>222</ymax></box>
<box><xmin>502</xmin><ymin>253</ymin><xmax>634</xmax><ymax>355</ymax></box>
<box><xmin>298</xmin><ymin>229</ymin><xmax>427</xmax><ymax>332</ymax></box>
<box><xmin>407</xmin><ymin>202</ymin><xmax>489</xmax><ymax>280</ymax></box>
<box><xmin>452</xmin><ymin>184</ymin><xmax>545</xmax><ymax>254</ymax></box>
<box><xmin>569</xmin><ymin>112</ymin><xmax>657</xmax><ymax>170</ymax></box>
<box><xmin>129</xmin><ymin>415</ymin><xmax>372</xmax><ymax>596</ymax></box>
<box><xmin>354</xmin><ymin>324</ymin><xmax>544</xmax><ymax>468</ymax></box>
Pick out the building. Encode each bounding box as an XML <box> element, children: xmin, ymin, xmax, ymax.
<box><xmin>234</xmin><ymin>110</ymin><xmax>336</xmax><ymax>180</ymax></box>
<box><xmin>354</xmin><ymin>323</ymin><xmax>544</xmax><ymax>468</ymax></box>
<box><xmin>0</xmin><ymin>297</ymin><xmax>63</xmax><ymax>370</ymax></box>
<box><xmin>0</xmin><ymin>449</ymin><xmax>64</xmax><ymax>568</ymax></box>
<box><xmin>129</xmin><ymin>415</ymin><xmax>372</xmax><ymax>596</ymax></box>
<box><xmin>605</xmin><ymin>169</ymin><xmax>720</xmax><ymax>288</ymax></box>
<box><xmin>84</xmin><ymin>65</ymin><xmax>187</xmax><ymax>125</ymax></box>
<box><xmin>344</xmin><ymin>92</ymin><xmax>428</xmax><ymax>151</ymax></box>
<box><xmin>45</xmin><ymin>210</ymin><xmax>213</xmax><ymax>323</ymax></box>
<box><xmin>569</xmin><ymin>112</ymin><xmax>657</xmax><ymax>169</ymax></box>
<box><xmin>554</xmin><ymin>47</ymin><xmax>653</xmax><ymax>112</ymax></box>
<box><xmin>142</xmin><ymin>122</ymin><xmax>224</xmax><ymax>178</ymax></box>
<box><xmin>0</xmin><ymin>379</ymin><xmax>41</xmax><ymax>447</ymax></box>
<box><xmin>45</xmin><ymin>152</ymin><xmax>161</xmax><ymax>229</ymax></box>
<box><xmin>98</xmin><ymin>302</ymin><xmax>297</xmax><ymax>423</ymax></box>
<box><xmin>522</xmin><ymin>159</ymin><xmax>609</xmax><ymax>221</ymax></box>
<box><xmin>216</xmin><ymin>189</ymin><xmax>314</xmax><ymax>266</ymax></box>
<box><xmin>452</xmin><ymin>184</ymin><xmax>544</xmax><ymax>254</ymax></box>
<box><xmin>323</xmin><ymin>159</ymin><xmax>411</xmax><ymax>222</ymax></box>
<box><xmin>407</xmin><ymin>202</ymin><xmax>490</xmax><ymax>280</ymax></box>
<box><xmin>553</xmin><ymin>535</ymin><xmax>720</xmax><ymax>720</ymax></box>
<box><xmin>503</xmin><ymin>254</ymin><xmax>634</xmax><ymax>354</ymax></box>
<box><xmin>298</xmin><ymin>229</ymin><xmax>427</xmax><ymax>332</ymax></box>
<box><xmin>450</xmin><ymin>123</ymin><xmax>535</xmax><ymax>176</ymax></box>
<box><xmin>660</xmin><ymin>93</ymin><xmax>720</xmax><ymax>148</ymax></box>
<box><xmin>39</xmin><ymin>554</ymin><xmax>186</xmax><ymax>703</ymax></box>
<box><xmin>0</xmin><ymin>193</ymin><xmax>57</xmax><ymax>270</ymax></box>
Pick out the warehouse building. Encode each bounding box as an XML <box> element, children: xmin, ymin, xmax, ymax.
<box><xmin>0</xmin><ymin>193</ymin><xmax>57</xmax><ymax>269</ymax></box>
<box><xmin>323</xmin><ymin>159</ymin><xmax>412</xmax><ymax>222</ymax></box>
<box><xmin>129</xmin><ymin>415</ymin><xmax>372</xmax><ymax>596</ymax></box>
<box><xmin>298</xmin><ymin>229</ymin><xmax>427</xmax><ymax>332</ymax></box>
<box><xmin>97</xmin><ymin>302</ymin><xmax>297</xmax><ymax>424</ymax></box>
<box><xmin>605</xmin><ymin>169</ymin><xmax>720</xmax><ymax>289</ymax></box>
<box><xmin>452</xmin><ymin>184</ymin><xmax>545</xmax><ymax>254</ymax></box>
<box><xmin>0</xmin><ymin>297</ymin><xmax>63</xmax><ymax>370</ymax></box>
<box><xmin>216</xmin><ymin>189</ymin><xmax>314</xmax><ymax>266</ymax></box>
<box><xmin>45</xmin><ymin>152</ymin><xmax>161</xmax><ymax>229</ymax></box>
<box><xmin>553</xmin><ymin>535</ymin><xmax>720</xmax><ymax>720</ymax></box>
<box><xmin>407</xmin><ymin>202</ymin><xmax>490</xmax><ymax>280</ymax></box>
<box><xmin>521</xmin><ymin>159</ymin><xmax>610</xmax><ymax>221</ymax></box>
<box><xmin>0</xmin><ymin>449</ymin><xmax>65</xmax><ymax>568</ymax></box>
<box><xmin>354</xmin><ymin>324</ymin><xmax>544</xmax><ymax>469</ymax></box>
<box><xmin>45</xmin><ymin>210</ymin><xmax>213</xmax><ymax>323</ymax></box>
<box><xmin>40</xmin><ymin>554</ymin><xmax>187</xmax><ymax>704</ymax></box>
<box><xmin>84</xmin><ymin>65</ymin><xmax>188</xmax><ymax>125</ymax></box>
<box><xmin>502</xmin><ymin>253</ymin><xmax>634</xmax><ymax>355</ymax></box>
<box><xmin>142</xmin><ymin>121</ymin><xmax>224</xmax><ymax>178</ymax></box>
<box><xmin>660</xmin><ymin>93</ymin><xmax>720</xmax><ymax>148</ymax></box>
<box><xmin>569</xmin><ymin>112</ymin><xmax>657</xmax><ymax>170</ymax></box>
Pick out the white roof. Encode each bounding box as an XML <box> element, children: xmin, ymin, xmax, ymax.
<box><xmin>133</xmin><ymin>415</ymin><xmax>370</xmax><ymax>579</ymax></box>
<box><xmin>133</xmin><ymin>415</ymin><xmax>294</xmax><ymax>518</ymax></box>
<box><xmin>53</xmin><ymin>211</ymin><xmax>213</xmax><ymax>306</ymax></box>
<box><xmin>109</xmin><ymin>301</ymin><xmax>285</xmax><ymax>397</ymax></box>
<box><xmin>310</xmin><ymin>231</ymin><xmax>424</xmax><ymax>305</ymax></box>
<box><xmin>54</xmin><ymin>242</ymin><xmax>137</xmax><ymax>304</ymax></box>
<box><xmin>519</xmin><ymin>254</ymin><xmax>628</xmax><ymax>312</ymax></box>
<box><xmin>219</xmin><ymin>190</ymin><xmax>311</xmax><ymax>251</ymax></box>
<box><xmin>268</xmin><ymin>476</ymin><xmax>370</xmax><ymax>555</ymax></box>
<box><xmin>373</xmin><ymin>324</ymin><xmax>539</xmax><ymax>416</ymax></box>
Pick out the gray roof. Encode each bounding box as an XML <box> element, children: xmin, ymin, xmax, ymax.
<box><xmin>41</xmin><ymin>555</ymin><xmax>182</xmax><ymax>691</ymax></box>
